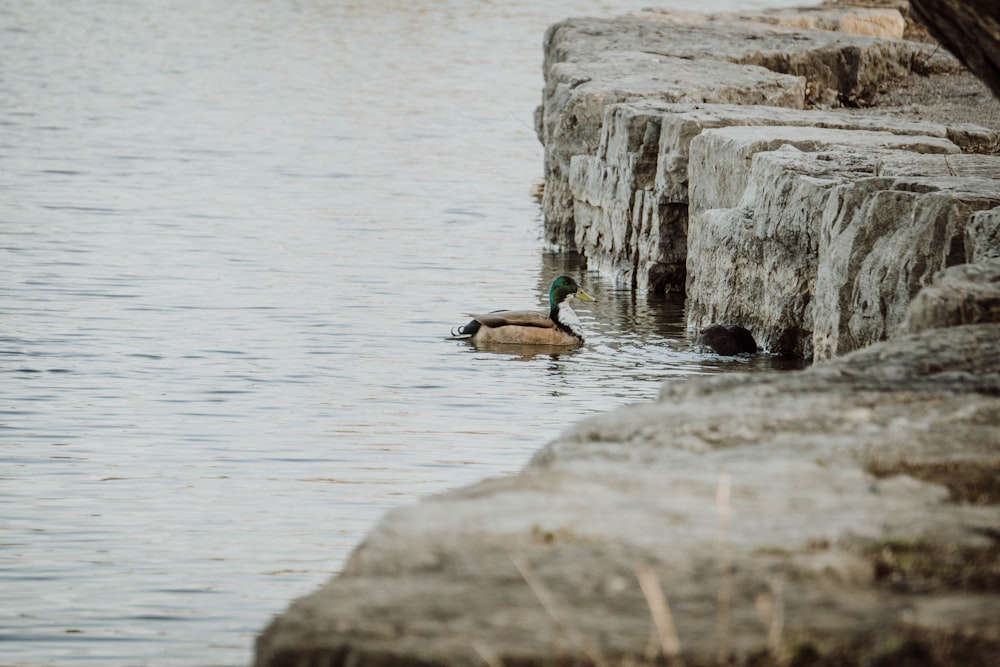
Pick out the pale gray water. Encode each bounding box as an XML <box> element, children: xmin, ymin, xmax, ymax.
<box><xmin>1</xmin><ymin>1</ymin><xmax>806</xmax><ymax>664</ymax></box>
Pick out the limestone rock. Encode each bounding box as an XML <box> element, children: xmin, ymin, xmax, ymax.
<box><xmin>539</xmin><ymin>11</ymin><xmax>965</xmax><ymax>248</ymax></box>
<box><xmin>567</xmin><ymin>100</ymin><xmax>990</xmax><ymax>291</ymax></box>
<box><xmin>967</xmin><ymin>206</ymin><xmax>1000</xmax><ymax>262</ymax></box>
<box><xmin>687</xmin><ymin>124</ymin><xmax>958</xmax><ymax>219</ymax></box>
<box><xmin>684</xmin><ymin>127</ymin><xmax>976</xmax><ymax>358</ymax></box>
<box><xmin>256</xmin><ymin>323</ymin><xmax>1000</xmax><ymax>667</ymax></box>
<box><xmin>673</xmin><ymin>129</ymin><xmax>1000</xmax><ymax>359</ymax></box>
<box><xmin>540</xmin><ymin>52</ymin><xmax>805</xmax><ymax>248</ymax></box>
<box><xmin>686</xmin><ymin>143</ymin><xmax>870</xmax><ymax>358</ymax></box>
<box><xmin>901</xmin><ymin>259</ymin><xmax>1000</xmax><ymax>333</ymax></box>
<box><xmin>813</xmin><ymin>174</ymin><xmax>1000</xmax><ymax>361</ymax></box>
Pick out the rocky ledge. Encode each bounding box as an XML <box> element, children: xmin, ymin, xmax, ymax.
<box><xmin>255</xmin><ymin>4</ymin><xmax>1000</xmax><ymax>666</ymax></box>
<box><xmin>538</xmin><ymin>1</ymin><xmax>1000</xmax><ymax>360</ymax></box>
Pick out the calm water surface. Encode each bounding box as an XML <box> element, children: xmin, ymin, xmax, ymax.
<box><xmin>1</xmin><ymin>1</ymin><xmax>806</xmax><ymax>664</ymax></box>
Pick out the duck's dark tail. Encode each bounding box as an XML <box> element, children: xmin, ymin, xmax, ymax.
<box><xmin>448</xmin><ymin>319</ymin><xmax>481</xmax><ymax>340</ymax></box>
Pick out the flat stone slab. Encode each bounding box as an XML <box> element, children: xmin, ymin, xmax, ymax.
<box><xmin>256</xmin><ymin>320</ymin><xmax>1000</xmax><ymax>667</ymax></box>
<box><xmin>643</xmin><ymin>101</ymin><xmax>994</xmax><ymax>202</ymax></box>
<box><xmin>543</xmin><ymin>11</ymin><xmax>958</xmax><ymax>89</ymax></box>
<box><xmin>688</xmin><ymin>124</ymin><xmax>959</xmax><ymax>218</ymax></box>
<box><xmin>755</xmin><ymin>6</ymin><xmax>907</xmax><ymax>39</ymax></box>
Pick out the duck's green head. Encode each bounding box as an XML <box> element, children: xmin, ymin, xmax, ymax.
<box><xmin>548</xmin><ymin>275</ymin><xmax>595</xmax><ymax>308</ymax></box>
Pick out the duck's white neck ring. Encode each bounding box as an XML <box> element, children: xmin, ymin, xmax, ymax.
<box><xmin>553</xmin><ymin>301</ymin><xmax>585</xmax><ymax>339</ymax></box>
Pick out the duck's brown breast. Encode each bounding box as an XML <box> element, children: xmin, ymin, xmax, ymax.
<box><xmin>474</xmin><ymin>324</ymin><xmax>581</xmax><ymax>346</ymax></box>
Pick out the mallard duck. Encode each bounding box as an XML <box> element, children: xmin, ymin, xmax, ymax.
<box><xmin>450</xmin><ymin>275</ymin><xmax>596</xmax><ymax>346</ymax></box>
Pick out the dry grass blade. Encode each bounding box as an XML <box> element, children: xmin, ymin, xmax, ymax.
<box><xmin>634</xmin><ymin>561</ymin><xmax>683</xmax><ymax>664</ymax></box>
<box><xmin>715</xmin><ymin>472</ymin><xmax>733</xmax><ymax>664</ymax></box>
<box><xmin>508</xmin><ymin>551</ymin><xmax>610</xmax><ymax>667</ymax></box>
<box><xmin>766</xmin><ymin>579</ymin><xmax>785</xmax><ymax>660</ymax></box>
<box><xmin>944</xmin><ymin>155</ymin><xmax>957</xmax><ymax>176</ymax></box>
<box><xmin>755</xmin><ymin>583</ymin><xmax>787</xmax><ymax>663</ymax></box>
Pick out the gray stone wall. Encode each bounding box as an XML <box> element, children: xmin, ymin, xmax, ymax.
<box><xmin>538</xmin><ymin>6</ymin><xmax>1000</xmax><ymax>361</ymax></box>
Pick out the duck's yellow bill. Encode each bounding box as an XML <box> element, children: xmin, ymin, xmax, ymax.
<box><xmin>575</xmin><ymin>288</ymin><xmax>596</xmax><ymax>302</ymax></box>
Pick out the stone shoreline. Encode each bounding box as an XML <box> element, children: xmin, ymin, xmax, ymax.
<box><xmin>537</xmin><ymin>3</ymin><xmax>999</xmax><ymax>360</ymax></box>
<box><xmin>255</xmin><ymin>4</ymin><xmax>999</xmax><ymax>666</ymax></box>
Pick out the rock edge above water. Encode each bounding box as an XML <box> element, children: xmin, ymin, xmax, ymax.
<box><xmin>541</xmin><ymin>2</ymin><xmax>1000</xmax><ymax>361</ymax></box>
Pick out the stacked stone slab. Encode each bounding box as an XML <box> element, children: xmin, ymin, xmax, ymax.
<box><xmin>569</xmin><ymin>100</ymin><xmax>993</xmax><ymax>289</ymax></box>
<box><xmin>685</xmin><ymin>128</ymin><xmax>1000</xmax><ymax>359</ymax></box>
<box><xmin>539</xmin><ymin>8</ymin><xmax>960</xmax><ymax>250</ymax></box>
<box><xmin>541</xmin><ymin>7</ymin><xmax>1000</xmax><ymax>361</ymax></box>
<box><xmin>813</xmin><ymin>169</ymin><xmax>1000</xmax><ymax>360</ymax></box>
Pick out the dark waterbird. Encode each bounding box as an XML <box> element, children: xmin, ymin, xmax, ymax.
<box><xmin>698</xmin><ymin>324</ymin><xmax>758</xmax><ymax>356</ymax></box>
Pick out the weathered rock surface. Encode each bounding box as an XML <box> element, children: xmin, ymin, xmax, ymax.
<box><xmin>812</xmin><ymin>172</ymin><xmax>1000</xmax><ymax>361</ymax></box>
<box><xmin>683</xmin><ymin>129</ymin><xmax>1000</xmax><ymax>358</ymax></box>
<box><xmin>256</xmin><ymin>319</ymin><xmax>1000</xmax><ymax>667</ymax></box>
<box><xmin>968</xmin><ymin>206</ymin><xmax>1000</xmax><ymax>263</ymax></box>
<box><xmin>902</xmin><ymin>259</ymin><xmax>1000</xmax><ymax>333</ymax></box>
<box><xmin>758</xmin><ymin>5</ymin><xmax>906</xmax><ymax>39</ymax></box>
<box><xmin>687</xmin><ymin>125</ymin><xmax>959</xmax><ymax>220</ymax></box>
<box><xmin>538</xmin><ymin>7</ymin><xmax>967</xmax><ymax>248</ymax></box>
<box><xmin>541</xmin><ymin>4</ymin><xmax>1000</xmax><ymax>361</ymax></box>
<box><xmin>568</xmin><ymin>100</ymin><xmax>992</xmax><ymax>292</ymax></box>
<box><xmin>540</xmin><ymin>49</ymin><xmax>806</xmax><ymax>249</ymax></box>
